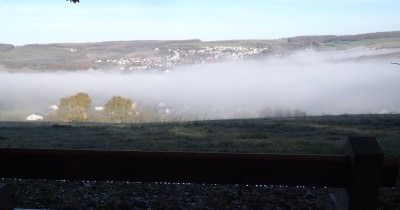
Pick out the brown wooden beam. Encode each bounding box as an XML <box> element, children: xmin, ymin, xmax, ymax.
<box><xmin>0</xmin><ymin>148</ymin><xmax>397</xmax><ymax>187</ymax></box>
<box><xmin>0</xmin><ymin>148</ymin><xmax>348</xmax><ymax>186</ymax></box>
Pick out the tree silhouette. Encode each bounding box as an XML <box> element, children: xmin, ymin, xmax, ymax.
<box><xmin>67</xmin><ymin>0</ymin><xmax>80</xmax><ymax>3</ymax></box>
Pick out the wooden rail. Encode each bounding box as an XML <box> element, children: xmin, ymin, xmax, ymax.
<box><xmin>0</xmin><ymin>136</ymin><xmax>398</xmax><ymax>210</ymax></box>
<box><xmin>0</xmin><ymin>148</ymin><xmax>397</xmax><ymax>186</ymax></box>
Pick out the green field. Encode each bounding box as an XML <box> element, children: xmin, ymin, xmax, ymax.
<box><xmin>1</xmin><ymin>114</ymin><xmax>399</xmax><ymax>160</ymax></box>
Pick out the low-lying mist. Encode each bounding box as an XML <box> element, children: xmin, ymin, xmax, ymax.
<box><xmin>1</xmin><ymin>49</ymin><xmax>400</xmax><ymax>121</ymax></box>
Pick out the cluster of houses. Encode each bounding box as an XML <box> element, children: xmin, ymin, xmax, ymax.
<box><xmin>93</xmin><ymin>45</ymin><xmax>270</xmax><ymax>71</ymax></box>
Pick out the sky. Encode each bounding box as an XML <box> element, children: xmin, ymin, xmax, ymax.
<box><xmin>0</xmin><ymin>0</ymin><xmax>399</xmax><ymax>45</ymax></box>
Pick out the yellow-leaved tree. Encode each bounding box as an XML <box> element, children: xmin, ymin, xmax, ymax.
<box><xmin>57</xmin><ymin>92</ymin><xmax>92</xmax><ymax>122</ymax></box>
<box><xmin>103</xmin><ymin>96</ymin><xmax>134</xmax><ymax>123</ymax></box>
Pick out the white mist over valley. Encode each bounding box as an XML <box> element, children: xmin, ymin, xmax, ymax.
<box><xmin>1</xmin><ymin>48</ymin><xmax>400</xmax><ymax>121</ymax></box>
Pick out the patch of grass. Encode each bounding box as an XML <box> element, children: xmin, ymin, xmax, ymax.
<box><xmin>171</xmin><ymin>127</ymin><xmax>207</xmax><ymax>139</ymax></box>
<box><xmin>322</xmin><ymin>37</ymin><xmax>400</xmax><ymax>49</ymax></box>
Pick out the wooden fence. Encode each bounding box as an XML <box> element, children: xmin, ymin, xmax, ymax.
<box><xmin>0</xmin><ymin>136</ymin><xmax>398</xmax><ymax>210</ymax></box>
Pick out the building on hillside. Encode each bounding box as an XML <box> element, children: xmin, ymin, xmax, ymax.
<box><xmin>26</xmin><ymin>114</ymin><xmax>44</xmax><ymax>121</ymax></box>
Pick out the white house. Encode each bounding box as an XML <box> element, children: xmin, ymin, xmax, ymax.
<box><xmin>26</xmin><ymin>114</ymin><xmax>44</xmax><ymax>121</ymax></box>
<box><xmin>94</xmin><ymin>106</ymin><xmax>104</xmax><ymax>111</ymax></box>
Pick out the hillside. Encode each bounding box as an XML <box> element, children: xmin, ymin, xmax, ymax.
<box><xmin>1</xmin><ymin>31</ymin><xmax>400</xmax><ymax>71</ymax></box>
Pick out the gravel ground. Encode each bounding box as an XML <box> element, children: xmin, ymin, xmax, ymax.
<box><xmin>2</xmin><ymin>180</ymin><xmax>399</xmax><ymax>210</ymax></box>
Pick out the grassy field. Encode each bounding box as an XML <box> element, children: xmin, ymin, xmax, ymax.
<box><xmin>1</xmin><ymin>114</ymin><xmax>399</xmax><ymax>160</ymax></box>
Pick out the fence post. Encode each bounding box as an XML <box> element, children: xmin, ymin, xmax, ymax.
<box><xmin>346</xmin><ymin>136</ymin><xmax>383</xmax><ymax>210</ymax></box>
<box><xmin>0</xmin><ymin>183</ymin><xmax>15</xmax><ymax>210</ymax></box>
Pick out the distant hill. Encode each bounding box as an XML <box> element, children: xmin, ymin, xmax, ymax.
<box><xmin>0</xmin><ymin>44</ymin><xmax>14</xmax><ymax>51</ymax></box>
<box><xmin>1</xmin><ymin>31</ymin><xmax>400</xmax><ymax>71</ymax></box>
<box><xmin>287</xmin><ymin>31</ymin><xmax>400</xmax><ymax>46</ymax></box>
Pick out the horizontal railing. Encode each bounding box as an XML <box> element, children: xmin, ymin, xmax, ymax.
<box><xmin>0</xmin><ymin>148</ymin><xmax>397</xmax><ymax>187</ymax></box>
<box><xmin>0</xmin><ymin>136</ymin><xmax>398</xmax><ymax>210</ymax></box>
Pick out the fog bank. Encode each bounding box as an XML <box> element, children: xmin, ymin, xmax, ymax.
<box><xmin>1</xmin><ymin>49</ymin><xmax>400</xmax><ymax>120</ymax></box>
